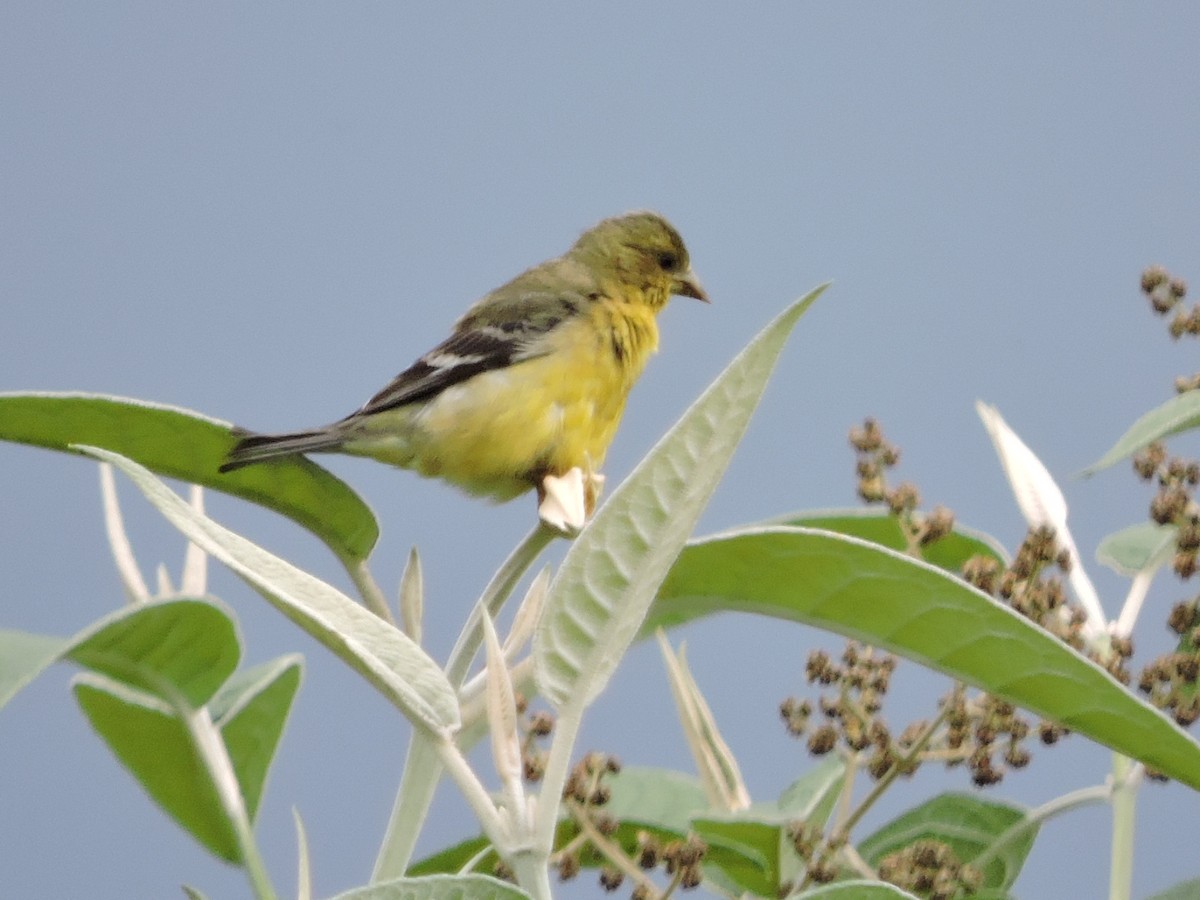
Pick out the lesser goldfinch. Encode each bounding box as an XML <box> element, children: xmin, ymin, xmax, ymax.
<box><xmin>220</xmin><ymin>211</ymin><xmax>707</xmax><ymax>506</ymax></box>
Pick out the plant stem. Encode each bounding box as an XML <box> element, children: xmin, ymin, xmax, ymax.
<box><xmin>235</xmin><ymin>818</ymin><xmax>279</xmax><ymax>900</ymax></box>
<box><xmin>375</xmin><ymin>526</ymin><xmax>554</xmax><ymax>883</ymax></box>
<box><xmin>832</xmin><ymin>751</ymin><xmax>857</xmax><ymax>834</ymax></box>
<box><xmin>433</xmin><ymin>735</ymin><xmax>509</xmax><ymax>849</ymax></box>
<box><xmin>344</xmin><ymin>556</ymin><xmax>395</xmax><ymax>624</ymax></box>
<box><xmin>458</xmin><ymin>843</ymin><xmax>496</xmax><ymax>875</ymax></box>
<box><xmin>839</xmin><ymin>843</ymin><xmax>876</xmax><ymax>879</ymax></box>
<box><xmin>511</xmin><ymin>854</ymin><xmax>553</xmax><ymax>900</ymax></box>
<box><xmin>186</xmin><ymin>707</ymin><xmax>278</xmax><ymax>900</ymax></box>
<box><xmin>1109</xmin><ymin>754</ymin><xmax>1139</xmax><ymax>900</ymax></box>
<box><xmin>1114</xmin><ymin>569</ymin><xmax>1156</xmax><ymax>639</ymax></box>
<box><xmin>835</xmin><ymin>703</ymin><xmax>949</xmax><ymax>841</ymax></box>
<box><xmin>971</xmin><ymin>782</ymin><xmax>1111</xmax><ymax>873</ymax></box>
<box><xmin>371</xmin><ymin>733</ymin><xmax>443</xmax><ymax>882</ymax></box>
<box><xmin>534</xmin><ymin>702</ymin><xmax>585</xmax><ymax>852</ymax></box>
<box><xmin>446</xmin><ymin>523</ymin><xmax>557</xmax><ymax>686</ymax></box>
<box><xmin>660</xmin><ymin>868</ymin><xmax>685</xmax><ymax>899</ymax></box>
<box><xmin>552</xmin><ymin>829</ymin><xmax>591</xmax><ymax>861</ymax></box>
<box><xmin>98</xmin><ymin>462</ymin><xmax>152</xmax><ymax>603</ymax></box>
<box><xmin>564</xmin><ymin>798</ymin><xmax>660</xmax><ymax>896</ymax></box>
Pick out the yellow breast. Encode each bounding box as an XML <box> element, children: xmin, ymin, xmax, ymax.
<box><xmin>390</xmin><ymin>299</ymin><xmax>661</xmax><ymax>500</ymax></box>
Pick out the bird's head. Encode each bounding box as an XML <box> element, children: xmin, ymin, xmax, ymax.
<box><xmin>570</xmin><ymin>211</ymin><xmax>708</xmax><ymax>308</ymax></box>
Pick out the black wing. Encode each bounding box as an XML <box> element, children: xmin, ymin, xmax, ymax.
<box><xmin>349</xmin><ymin>290</ymin><xmax>588</xmax><ymax>418</ymax></box>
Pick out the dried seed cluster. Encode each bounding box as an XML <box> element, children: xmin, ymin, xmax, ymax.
<box><xmin>1133</xmin><ymin>442</ymin><xmax>1200</xmax><ymax>579</ymax></box>
<box><xmin>514</xmin><ymin>692</ymin><xmax>555</xmax><ymax>783</ymax></box>
<box><xmin>629</xmin><ymin>833</ymin><xmax>707</xmax><ymax>896</ymax></box>
<box><xmin>1142</xmin><ymin>265</ymin><xmax>1195</xmax><ymax>339</ymax></box>
<box><xmin>962</xmin><ymin>526</ymin><xmax>1132</xmax><ymax>685</ymax></box>
<box><xmin>1138</xmin><ymin>600</ymin><xmax>1200</xmax><ymax>728</ymax></box>
<box><xmin>781</xmin><ymin>643</ymin><xmax>910</xmax><ymax>780</ymax></box>
<box><xmin>1124</xmin><ymin>272</ymin><xmax>1200</xmax><ymax>745</ymax></box>
<box><xmin>553</xmin><ymin>752</ymin><xmax>707</xmax><ymax>896</ymax></box>
<box><xmin>562</xmin><ymin>751</ymin><xmax>621</xmax><ymax>807</ymax></box>
<box><xmin>554</xmin><ymin>752</ymin><xmax>620</xmax><ymax>887</ymax></box>
<box><xmin>783</xmin><ymin>822</ymin><xmax>846</xmax><ymax>887</ymax></box>
<box><xmin>964</xmin><ymin>526</ymin><xmax>1085</xmax><ymax>651</ymax></box>
<box><xmin>786</xmin><ymin>425</ymin><xmax>1076</xmax><ymax>795</ymax></box>
<box><xmin>850</xmin><ymin>418</ymin><xmax>954</xmax><ymax>549</ymax></box>
<box><xmin>876</xmin><ymin>839</ymin><xmax>983</xmax><ymax>900</ymax></box>
<box><xmin>938</xmin><ymin>684</ymin><xmax>1039</xmax><ymax>787</ymax></box>
<box><xmin>782</xmin><ymin>642</ymin><xmax>1060</xmax><ymax>789</ymax></box>
<box><xmin>1140</xmin><ymin>265</ymin><xmax>1200</xmax><ymax>392</ymax></box>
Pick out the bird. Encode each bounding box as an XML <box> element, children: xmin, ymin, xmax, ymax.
<box><xmin>220</xmin><ymin>211</ymin><xmax>708</xmax><ymax>512</ymax></box>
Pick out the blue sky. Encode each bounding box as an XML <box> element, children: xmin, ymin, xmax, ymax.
<box><xmin>3</xmin><ymin>5</ymin><xmax>1199</xmax><ymax>898</ymax></box>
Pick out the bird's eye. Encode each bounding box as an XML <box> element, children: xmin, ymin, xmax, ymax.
<box><xmin>657</xmin><ymin>251</ymin><xmax>678</xmax><ymax>271</ymax></box>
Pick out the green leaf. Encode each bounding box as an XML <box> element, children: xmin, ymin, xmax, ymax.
<box><xmin>0</xmin><ymin>392</ymin><xmax>378</xmax><ymax>562</ymax></box>
<box><xmin>0</xmin><ymin>631</ymin><xmax>68</xmax><ymax>709</ymax></box>
<box><xmin>1083</xmin><ymin>391</ymin><xmax>1200</xmax><ymax>476</ymax></box>
<box><xmin>858</xmin><ymin>793</ymin><xmax>1034</xmax><ymax>891</ymax></box>
<box><xmin>535</xmin><ymin>287</ymin><xmax>825</xmax><ymax>710</ymax></box>
<box><xmin>84</xmin><ymin>446</ymin><xmax>460</xmax><ymax>734</ymax></box>
<box><xmin>328</xmin><ymin>875</ymin><xmax>532</xmax><ymax>899</ymax></box>
<box><xmin>406</xmin><ymin>836</ymin><xmax>495</xmax><ymax>878</ymax></box>
<box><xmin>604</xmin><ymin>765</ymin><xmax>710</xmax><ymax>831</ymax></box>
<box><xmin>766</xmin><ymin>508</ymin><xmax>1008</xmax><ymax>570</ymax></box>
<box><xmin>1</xmin><ymin>602</ymin><xmax>293</xmax><ymax>862</ymax></box>
<box><xmin>0</xmin><ymin>598</ymin><xmax>240</xmax><ymax>712</ymax></box>
<box><xmin>777</xmin><ymin>756</ymin><xmax>845</xmax><ymax>828</ymax></box>
<box><xmin>74</xmin><ymin>674</ymin><xmax>241</xmax><ymax>862</ymax></box>
<box><xmin>71</xmin><ymin>599</ymin><xmax>241</xmax><ymax>707</ymax></box>
<box><xmin>692</xmin><ymin>817</ymin><xmax>780</xmax><ymax>896</ymax></box>
<box><xmin>646</xmin><ymin>526</ymin><xmax>1200</xmax><ymax>791</ymax></box>
<box><xmin>212</xmin><ymin>656</ymin><xmax>303</xmax><ymax>822</ymax></box>
<box><xmin>775</xmin><ymin>758</ymin><xmax>845</xmax><ymax>886</ymax></box>
<box><xmin>604</xmin><ymin>767</ymin><xmax>789</xmax><ymax>895</ymax></box>
<box><xmin>692</xmin><ymin>758</ymin><xmax>845</xmax><ymax>897</ymax></box>
<box><xmin>409</xmin><ymin>767</ymin><xmax>709</xmax><ymax>878</ymax></box>
<box><xmin>407</xmin><ymin>765</ymin><xmax>835</xmax><ymax>895</ymax></box>
<box><xmin>181</xmin><ymin>886</ymin><xmax>210</xmax><ymax>900</ymax></box>
<box><xmin>1095</xmin><ymin>522</ymin><xmax>1176</xmax><ymax>576</ymax></box>
<box><xmin>1146</xmin><ymin>877</ymin><xmax>1200</xmax><ymax>900</ymax></box>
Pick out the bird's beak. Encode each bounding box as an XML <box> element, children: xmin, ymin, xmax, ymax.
<box><xmin>674</xmin><ymin>268</ymin><xmax>710</xmax><ymax>303</ymax></box>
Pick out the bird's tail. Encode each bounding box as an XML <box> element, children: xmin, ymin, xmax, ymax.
<box><xmin>219</xmin><ymin>428</ymin><xmax>344</xmax><ymax>473</ymax></box>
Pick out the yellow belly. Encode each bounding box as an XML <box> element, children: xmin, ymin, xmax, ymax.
<box><xmin>345</xmin><ymin>303</ymin><xmax>659</xmax><ymax>501</ymax></box>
